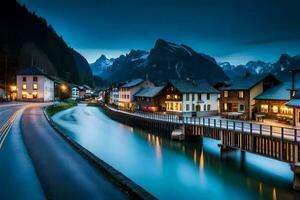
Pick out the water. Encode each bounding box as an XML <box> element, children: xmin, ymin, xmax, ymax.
<box><xmin>52</xmin><ymin>104</ymin><xmax>297</xmax><ymax>200</ymax></box>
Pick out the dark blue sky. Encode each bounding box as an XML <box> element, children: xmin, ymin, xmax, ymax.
<box><xmin>18</xmin><ymin>0</ymin><xmax>300</xmax><ymax>64</ymax></box>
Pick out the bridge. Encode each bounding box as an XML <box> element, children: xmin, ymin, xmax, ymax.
<box><xmin>103</xmin><ymin>105</ymin><xmax>300</xmax><ymax>191</ymax></box>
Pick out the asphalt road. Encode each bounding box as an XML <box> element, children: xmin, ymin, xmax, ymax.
<box><xmin>20</xmin><ymin>103</ymin><xmax>127</xmax><ymax>200</ymax></box>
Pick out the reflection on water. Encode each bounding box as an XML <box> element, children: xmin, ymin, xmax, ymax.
<box><xmin>52</xmin><ymin>105</ymin><xmax>297</xmax><ymax>200</ymax></box>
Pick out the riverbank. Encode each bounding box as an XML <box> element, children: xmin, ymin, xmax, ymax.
<box><xmin>45</xmin><ymin>105</ymin><xmax>156</xmax><ymax>200</ymax></box>
<box><xmin>46</xmin><ymin>100</ymin><xmax>77</xmax><ymax>116</ymax></box>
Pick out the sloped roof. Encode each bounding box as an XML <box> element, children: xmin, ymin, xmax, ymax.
<box><xmin>134</xmin><ymin>86</ymin><xmax>164</xmax><ymax>98</ymax></box>
<box><xmin>16</xmin><ymin>66</ymin><xmax>47</xmax><ymax>76</ymax></box>
<box><xmin>286</xmin><ymin>99</ymin><xmax>300</xmax><ymax>108</ymax></box>
<box><xmin>170</xmin><ymin>79</ymin><xmax>219</xmax><ymax>93</ymax></box>
<box><xmin>255</xmin><ymin>82</ymin><xmax>291</xmax><ymax>101</ymax></box>
<box><xmin>121</xmin><ymin>78</ymin><xmax>144</xmax><ymax>88</ymax></box>
<box><xmin>221</xmin><ymin>74</ymin><xmax>278</xmax><ymax>90</ymax></box>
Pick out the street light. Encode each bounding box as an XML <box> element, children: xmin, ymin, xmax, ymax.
<box><xmin>60</xmin><ymin>84</ymin><xmax>67</xmax><ymax>92</ymax></box>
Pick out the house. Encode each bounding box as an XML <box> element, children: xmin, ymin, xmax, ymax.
<box><xmin>109</xmin><ymin>87</ymin><xmax>119</xmax><ymax>106</ymax></box>
<box><xmin>160</xmin><ymin>79</ymin><xmax>220</xmax><ymax>117</ymax></box>
<box><xmin>16</xmin><ymin>66</ymin><xmax>54</xmax><ymax>102</ymax></box>
<box><xmin>255</xmin><ymin>82</ymin><xmax>293</xmax><ymax>123</ymax></box>
<box><xmin>219</xmin><ymin>74</ymin><xmax>280</xmax><ymax>119</ymax></box>
<box><xmin>118</xmin><ymin>78</ymin><xmax>154</xmax><ymax>110</ymax></box>
<box><xmin>70</xmin><ymin>84</ymin><xmax>80</xmax><ymax>100</ymax></box>
<box><xmin>134</xmin><ymin>86</ymin><xmax>165</xmax><ymax>112</ymax></box>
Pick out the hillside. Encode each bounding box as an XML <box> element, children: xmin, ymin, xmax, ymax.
<box><xmin>0</xmin><ymin>0</ymin><xmax>93</xmax><ymax>87</ymax></box>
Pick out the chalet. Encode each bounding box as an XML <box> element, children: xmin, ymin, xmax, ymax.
<box><xmin>255</xmin><ymin>82</ymin><xmax>293</xmax><ymax>123</ymax></box>
<box><xmin>70</xmin><ymin>84</ymin><xmax>80</xmax><ymax>100</ymax></box>
<box><xmin>134</xmin><ymin>86</ymin><xmax>165</xmax><ymax>112</ymax></box>
<box><xmin>220</xmin><ymin>74</ymin><xmax>280</xmax><ymax>120</ymax></box>
<box><xmin>160</xmin><ymin>79</ymin><xmax>219</xmax><ymax>117</ymax></box>
<box><xmin>118</xmin><ymin>78</ymin><xmax>154</xmax><ymax>110</ymax></box>
<box><xmin>16</xmin><ymin>66</ymin><xmax>54</xmax><ymax>102</ymax></box>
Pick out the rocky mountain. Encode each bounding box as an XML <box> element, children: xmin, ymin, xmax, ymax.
<box><xmin>0</xmin><ymin>0</ymin><xmax>93</xmax><ymax>87</ymax></box>
<box><xmin>220</xmin><ymin>54</ymin><xmax>300</xmax><ymax>79</ymax></box>
<box><xmin>92</xmin><ymin>39</ymin><xmax>229</xmax><ymax>85</ymax></box>
<box><xmin>90</xmin><ymin>55</ymin><xmax>114</xmax><ymax>79</ymax></box>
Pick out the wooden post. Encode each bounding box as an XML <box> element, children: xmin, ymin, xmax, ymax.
<box><xmin>280</xmin><ymin>127</ymin><xmax>284</xmax><ymax>160</ymax></box>
<box><xmin>270</xmin><ymin>126</ymin><xmax>273</xmax><ymax>138</ymax></box>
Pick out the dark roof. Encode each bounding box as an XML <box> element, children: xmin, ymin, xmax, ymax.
<box><xmin>121</xmin><ymin>78</ymin><xmax>144</xmax><ymax>88</ymax></box>
<box><xmin>255</xmin><ymin>82</ymin><xmax>291</xmax><ymax>101</ymax></box>
<box><xmin>170</xmin><ymin>79</ymin><xmax>219</xmax><ymax>93</ymax></box>
<box><xmin>16</xmin><ymin>66</ymin><xmax>47</xmax><ymax>76</ymax></box>
<box><xmin>221</xmin><ymin>74</ymin><xmax>278</xmax><ymax>90</ymax></box>
<box><xmin>134</xmin><ymin>86</ymin><xmax>164</xmax><ymax>98</ymax></box>
<box><xmin>286</xmin><ymin>99</ymin><xmax>300</xmax><ymax>108</ymax></box>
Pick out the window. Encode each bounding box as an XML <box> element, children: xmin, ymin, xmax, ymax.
<box><xmin>166</xmin><ymin>95</ymin><xmax>171</xmax><ymax>99</ymax></box>
<box><xmin>198</xmin><ymin>93</ymin><xmax>201</xmax><ymax>100</ymax></box>
<box><xmin>33</xmin><ymin>83</ymin><xmax>38</xmax><ymax>90</ymax></box>
<box><xmin>33</xmin><ymin>92</ymin><xmax>38</xmax><ymax>99</ymax></box>
<box><xmin>272</xmin><ymin>105</ymin><xmax>278</xmax><ymax>113</ymax></box>
<box><xmin>196</xmin><ymin>105</ymin><xmax>201</xmax><ymax>111</ymax></box>
<box><xmin>261</xmin><ymin>105</ymin><xmax>268</xmax><ymax>113</ymax></box>
<box><xmin>224</xmin><ymin>103</ymin><xmax>228</xmax><ymax>111</ymax></box>
<box><xmin>204</xmin><ymin>104</ymin><xmax>207</xmax><ymax>111</ymax></box>
<box><xmin>192</xmin><ymin>94</ymin><xmax>195</xmax><ymax>101</ymax></box>
<box><xmin>192</xmin><ymin>104</ymin><xmax>195</xmax><ymax>111</ymax></box>
<box><xmin>207</xmin><ymin>93</ymin><xmax>210</xmax><ymax>100</ymax></box>
<box><xmin>174</xmin><ymin>94</ymin><xmax>178</xmax><ymax>100</ymax></box>
<box><xmin>186</xmin><ymin>94</ymin><xmax>190</xmax><ymax>101</ymax></box>
<box><xmin>238</xmin><ymin>91</ymin><xmax>244</xmax><ymax>98</ymax></box>
<box><xmin>224</xmin><ymin>91</ymin><xmax>228</xmax><ymax>98</ymax></box>
<box><xmin>22</xmin><ymin>93</ymin><xmax>27</xmax><ymax>99</ymax></box>
<box><xmin>186</xmin><ymin>104</ymin><xmax>190</xmax><ymax>111</ymax></box>
<box><xmin>33</xmin><ymin>76</ymin><xmax>38</xmax><ymax>81</ymax></box>
<box><xmin>207</xmin><ymin>104</ymin><xmax>211</xmax><ymax>111</ymax></box>
<box><xmin>22</xmin><ymin>84</ymin><xmax>27</xmax><ymax>90</ymax></box>
<box><xmin>23</xmin><ymin>77</ymin><xmax>26</xmax><ymax>82</ymax></box>
<box><xmin>239</xmin><ymin>104</ymin><xmax>245</xmax><ymax>112</ymax></box>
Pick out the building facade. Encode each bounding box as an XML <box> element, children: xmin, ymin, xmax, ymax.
<box><xmin>118</xmin><ymin>79</ymin><xmax>154</xmax><ymax>110</ymax></box>
<box><xmin>220</xmin><ymin>74</ymin><xmax>280</xmax><ymax>119</ymax></box>
<box><xmin>161</xmin><ymin>80</ymin><xmax>220</xmax><ymax>117</ymax></box>
<box><xmin>16</xmin><ymin>67</ymin><xmax>54</xmax><ymax>102</ymax></box>
<box><xmin>134</xmin><ymin>86</ymin><xmax>165</xmax><ymax>112</ymax></box>
<box><xmin>109</xmin><ymin>87</ymin><xmax>119</xmax><ymax>105</ymax></box>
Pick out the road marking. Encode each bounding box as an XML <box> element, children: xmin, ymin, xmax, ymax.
<box><xmin>0</xmin><ymin>109</ymin><xmax>23</xmax><ymax>149</ymax></box>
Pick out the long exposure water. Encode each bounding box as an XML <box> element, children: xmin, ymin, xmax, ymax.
<box><xmin>52</xmin><ymin>104</ymin><xmax>297</xmax><ymax>199</ymax></box>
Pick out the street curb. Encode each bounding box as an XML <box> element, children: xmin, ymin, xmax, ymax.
<box><xmin>43</xmin><ymin>107</ymin><xmax>157</xmax><ymax>200</ymax></box>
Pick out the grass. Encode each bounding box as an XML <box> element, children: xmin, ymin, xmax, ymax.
<box><xmin>47</xmin><ymin>100</ymin><xmax>77</xmax><ymax>117</ymax></box>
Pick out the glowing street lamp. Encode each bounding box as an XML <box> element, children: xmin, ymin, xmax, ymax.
<box><xmin>60</xmin><ymin>84</ymin><xmax>67</xmax><ymax>92</ymax></box>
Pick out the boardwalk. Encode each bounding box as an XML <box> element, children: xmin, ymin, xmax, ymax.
<box><xmin>104</xmin><ymin>105</ymin><xmax>300</xmax><ymax>164</ymax></box>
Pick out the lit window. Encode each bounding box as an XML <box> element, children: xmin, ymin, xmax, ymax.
<box><xmin>224</xmin><ymin>91</ymin><xmax>228</xmax><ymax>98</ymax></box>
<box><xmin>22</xmin><ymin>84</ymin><xmax>27</xmax><ymax>90</ymax></box>
<box><xmin>33</xmin><ymin>92</ymin><xmax>38</xmax><ymax>99</ymax></box>
<box><xmin>166</xmin><ymin>95</ymin><xmax>171</xmax><ymax>99</ymax></box>
<box><xmin>224</xmin><ymin>103</ymin><xmax>228</xmax><ymax>111</ymax></box>
<box><xmin>261</xmin><ymin>105</ymin><xmax>268</xmax><ymax>113</ymax></box>
<box><xmin>33</xmin><ymin>83</ymin><xmax>38</xmax><ymax>90</ymax></box>
<box><xmin>174</xmin><ymin>95</ymin><xmax>178</xmax><ymax>99</ymax></box>
<box><xmin>272</xmin><ymin>106</ymin><xmax>278</xmax><ymax>113</ymax></box>
<box><xmin>22</xmin><ymin>92</ymin><xmax>27</xmax><ymax>99</ymax></box>
<box><xmin>238</xmin><ymin>91</ymin><xmax>244</xmax><ymax>98</ymax></box>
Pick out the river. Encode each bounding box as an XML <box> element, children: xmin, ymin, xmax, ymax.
<box><xmin>52</xmin><ymin>104</ymin><xmax>296</xmax><ymax>200</ymax></box>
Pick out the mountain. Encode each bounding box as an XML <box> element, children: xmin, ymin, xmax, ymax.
<box><xmin>0</xmin><ymin>0</ymin><xmax>93</xmax><ymax>87</ymax></box>
<box><xmin>90</xmin><ymin>55</ymin><xmax>114</xmax><ymax>79</ymax></box>
<box><xmin>220</xmin><ymin>54</ymin><xmax>300</xmax><ymax>79</ymax></box>
<box><xmin>92</xmin><ymin>39</ymin><xmax>229</xmax><ymax>85</ymax></box>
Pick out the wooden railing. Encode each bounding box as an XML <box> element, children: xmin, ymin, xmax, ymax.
<box><xmin>106</xmin><ymin>105</ymin><xmax>300</xmax><ymax>143</ymax></box>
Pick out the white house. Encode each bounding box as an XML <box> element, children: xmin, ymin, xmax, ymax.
<box><xmin>164</xmin><ymin>80</ymin><xmax>220</xmax><ymax>117</ymax></box>
<box><xmin>109</xmin><ymin>87</ymin><xmax>119</xmax><ymax>105</ymax></box>
<box><xmin>118</xmin><ymin>78</ymin><xmax>154</xmax><ymax>110</ymax></box>
<box><xmin>16</xmin><ymin>66</ymin><xmax>54</xmax><ymax>102</ymax></box>
<box><xmin>70</xmin><ymin>84</ymin><xmax>80</xmax><ymax>100</ymax></box>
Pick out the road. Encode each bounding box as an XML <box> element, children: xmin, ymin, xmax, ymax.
<box><xmin>0</xmin><ymin>103</ymin><xmax>128</xmax><ymax>199</ymax></box>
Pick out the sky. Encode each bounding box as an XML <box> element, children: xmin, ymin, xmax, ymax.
<box><xmin>18</xmin><ymin>0</ymin><xmax>300</xmax><ymax>65</ymax></box>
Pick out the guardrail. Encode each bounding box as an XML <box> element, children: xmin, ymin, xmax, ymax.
<box><xmin>106</xmin><ymin>105</ymin><xmax>300</xmax><ymax>143</ymax></box>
